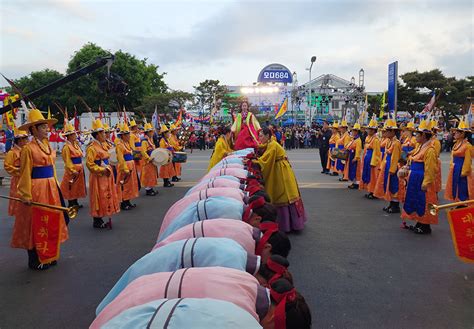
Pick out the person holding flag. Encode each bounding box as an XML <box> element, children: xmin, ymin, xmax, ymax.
<box><xmin>12</xmin><ymin>104</ymin><xmax>69</xmax><ymax>270</ymax></box>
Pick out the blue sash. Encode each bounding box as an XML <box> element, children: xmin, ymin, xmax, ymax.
<box><xmin>124</xmin><ymin>154</ymin><xmax>133</xmax><ymax>161</ymax></box>
<box><xmin>452</xmin><ymin>156</ymin><xmax>468</xmax><ymax>201</ymax></box>
<box><xmin>348</xmin><ymin>150</ymin><xmax>357</xmax><ymax>181</ymax></box>
<box><xmin>94</xmin><ymin>159</ymin><xmax>109</xmax><ymax>166</ymax></box>
<box><xmin>31</xmin><ymin>166</ymin><xmax>54</xmax><ymax>179</ymax></box>
<box><xmin>134</xmin><ymin>142</ymin><xmax>142</xmax><ymax>148</ymax></box>
<box><xmin>71</xmin><ymin>157</ymin><xmax>82</xmax><ymax>165</ymax></box>
<box><xmin>336</xmin><ymin>145</ymin><xmax>345</xmax><ymax>171</ymax></box>
<box><xmin>362</xmin><ymin>149</ymin><xmax>373</xmax><ymax>184</ymax></box>
<box><xmin>403</xmin><ymin>162</ymin><xmax>426</xmax><ymax>216</ymax></box>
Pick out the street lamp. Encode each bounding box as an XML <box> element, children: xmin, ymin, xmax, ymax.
<box><xmin>307</xmin><ymin>56</ymin><xmax>317</xmax><ymax>127</ymax></box>
<box><xmin>292</xmin><ymin>71</ymin><xmax>298</xmax><ymax>125</ymax></box>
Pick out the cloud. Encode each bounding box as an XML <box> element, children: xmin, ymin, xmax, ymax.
<box><xmin>3</xmin><ymin>27</ymin><xmax>37</xmax><ymax>40</ymax></box>
<box><xmin>2</xmin><ymin>0</ymin><xmax>95</xmax><ymax>21</ymax></box>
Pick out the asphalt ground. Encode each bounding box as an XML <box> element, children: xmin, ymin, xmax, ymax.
<box><xmin>0</xmin><ymin>149</ymin><xmax>473</xmax><ymax>329</ymax></box>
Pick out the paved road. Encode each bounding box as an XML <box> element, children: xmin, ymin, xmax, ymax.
<box><xmin>0</xmin><ymin>149</ymin><xmax>473</xmax><ymax>329</ymax></box>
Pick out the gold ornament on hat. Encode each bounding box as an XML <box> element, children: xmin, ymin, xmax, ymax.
<box><xmin>18</xmin><ymin>100</ymin><xmax>57</xmax><ymax>131</ymax></box>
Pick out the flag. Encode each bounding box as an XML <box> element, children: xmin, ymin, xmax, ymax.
<box><xmin>275</xmin><ymin>97</ymin><xmax>288</xmax><ymax>119</ymax></box>
<box><xmin>421</xmin><ymin>91</ymin><xmax>436</xmax><ymax>114</ymax></box>
<box><xmin>379</xmin><ymin>92</ymin><xmax>386</xmax><ymax>118</ymax></box>
<box><xmin>98</xmin><ymin>105</ymin><xmax>103</xmax><ymax>120</ymax></box>
<box><xmin>365</xmin><ymin>93</ymin><xmax>368</xmax><ymax>110</ymax></box>
<box><xmin>447</xmin><ymin>206</ymin><xmax>474</xmax><ymax>263</ymax></box>
<box><xmin>47</xmin><ymin>106</ymin><xmax>51</xmax><ymax>119</ymax></box>
<box><xmin>176</xmin><ymin>108</ymin><xmax>183</xmax><ymax>126</ymax></box>
<box><xmin>73</xmin><ymin>106</ymin><xmax>80</xmax><ymax>130</ymax></box>
<box><xmin>152</xmin><ymin>105</ymin><xmax>159</xmax><ymax>129</ymax></box>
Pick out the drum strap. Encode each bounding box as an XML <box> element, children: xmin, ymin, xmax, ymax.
<box><xmin>164</xmin><ymin>268</ymin><xmax>190</xmax><ymax>299</ymax></box>
<box><xmin>147</xmin><ymin>298</ymin><xmax>184</xmax><ymax>329</ymax></box>
<box><xmin>192</xmin><ymin>221</ymin><xmax>206</xmax><ymax>238</ymax></box>
<box><xmin>196</xmin><ymin>200</ymin><xmax>208</xmax><ymax>221</ymax></box>
<box><xmin>180</xmin><ymin>238</ymin><xmax>198</xmax><ymax>268</ymax></box>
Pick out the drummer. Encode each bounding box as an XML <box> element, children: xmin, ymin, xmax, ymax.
<box><xmin>140</xmin><ymin>122</ymin><xmax>159</xmax><ymax>196</ymax></box>
<box><xmin>116</xmin><ymin>122</ymin><xmax>140</xmax><ymax>210</ymax></box>
<box><xmin>158</xmin><ymin>124</ymin><xmax>176</xmax><ymax>188</ymax></box>
<box><xmin>129</xmin><ymin>119</ymin><xmax>143</xmax><ymax>175</ymax></box>
<box><xmin>170</xmin><ymin>123</ymin><xmax>183</xmax><ymax>182</ymax></box>
<box><xmin>59</xmin><ymin>123</ymin><xmax>87</xmax><ymax>208</ymax></box>
<box><xmin>336</xmin><ymin>118</ymin><xmax>351</xmax><ymax>179</ymax></box>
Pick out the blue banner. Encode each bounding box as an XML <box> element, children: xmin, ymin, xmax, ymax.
<box><xmin>257</xmin><ymin>63</ymin><xmax>293</xmax><ymax>84</ymax></box>
<box><xmin>388</xmin><ymin>61</ymin><xmax>398</xmax><ymax>113</ymax></box>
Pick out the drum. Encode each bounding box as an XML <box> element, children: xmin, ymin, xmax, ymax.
<box><xmin>172</xmin><ymin>151</ymin><xmax>188</xmax><ymax>163</ymax></box>
<box><xmin>109</xmin><ymin>147</ymin><xmax>118</xmax><ymax>165</ymax></box>
<box><xmin>150</xmin><ymin>148</ymin><xmax>172</xmax><ymax>166</ymax></box>
<box><xmin>133</xmin><ymin>150</ymin><xmax>142</xmax><ymax>161</ymax></box>
<box><xmin>331</xmin><ymin>148</ymin><xmax>348</xmax><ymax>160</ymax></box>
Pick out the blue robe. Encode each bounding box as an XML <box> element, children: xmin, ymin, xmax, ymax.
<box><xmin>101</xmin><ymin>298</ymin><xmax>262</xmax><ymax>329</ymax></box>
<box><xmin>96</xmin><ymin>238</ymin><xmax>259</xmax><ymax>315</ymax></box>
<box><xmin>158</xmin><ymin>196</ymin><xmax>245</xmax><ymax>242</ymax></box>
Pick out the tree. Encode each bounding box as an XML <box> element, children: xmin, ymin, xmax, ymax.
<box><xmin>193</xmin><ymin>80</ymin><xmax>228</xmax><ymax>118</ymax></box>
<box><xmin>63</xmin><ymin>43</ymin><xmax>167</xmax><ymax>113</ymax></box>
<box><xmin>13</xmin><ymin>69</ymin><xmax>69</xmax><ymax>124</ymax></box>
<box><xmin>136</xmin><ymin>90</ymin><xmax>194</xmax><ymax>117</ymax></box>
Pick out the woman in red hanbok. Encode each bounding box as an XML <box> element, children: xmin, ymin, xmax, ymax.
<box><xmin>231</xmin><ymin>101</ymin><xmax>261</xmax><ymax>150</ymax></box>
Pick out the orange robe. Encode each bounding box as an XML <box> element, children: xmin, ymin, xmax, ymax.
<box><xmin>359</xmin><ymin>135</ymin><xmax>381</xmax><ymax>193</ymax></box>
<box><xmin>445</xmin><ymin>139</ymin><xmax>473</xmax><ymax>201</ymax></box>
<box><xmin>116</xmin><ymin>138</ymin><xmax>139</xmax><ymax>201</ymax></box>
<box><xmin>12</xmin><ymin>139</ymin><xmax>69</xmax><ymax>258</ymax></box>
<box><xmin>4</xmin><ymin>145</ymin><xmax>22</xmax><ymax>216</ymax></box>
<box><xmin>130</xmin><ymin>132</ymin><xmax>143</xmax><ymax>174</ymax></box>
<box><xmin>398</xmin><ymin>135</ymin><xmax>417</xmax><ymax>202</ymax></box>
<box><xmin>86</xmin><ymin>140</ymin><xmax>120</xmax><ymax>218</ymax></box>
<box><xmin>335</xmin><ymin>132</ymin><xmax>351</xmax><ymax>174</ymax></box>
<box><xmin>60</xmin><ymin>141</ymin><xmax>87</xmax><ymax>200</ymax></box>
<box><xmin>431</xmin><ymin>137</ymin><xmax>442</xmax><ymax>193</ymax></box>
<box><xmin>170</xmin><ymin>133</ymin><xmax>183</xmax><ymax>177</ymax></box>
<box><xmin>343</xmin><ymin>136</ymin><xmax>362</xmax><ymax>181</ymax></box>
<box><xmin>140</xmin><ymin>136</ymin><xmax>158</xmax><ymax>188</ymax></box>
<box><xmin>326</xmin><ymin>132</ymin><xmax>340</xmax><ymax>172</ymax></box>
<box><xmin>374</xmin><ymin>137</ymin><xmax>401</xmax><ymax>201</ymax></box>
<box><xmin>401</xmin><ymin>142</ymin><xmax>438</xmax><ymax>224</ymax></box>
<box><xmin>159</xmin><ymin>138</ymin><xmax>176</xmax><ymax>179</ymax></box>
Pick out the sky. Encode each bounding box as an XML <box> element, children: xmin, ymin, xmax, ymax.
<box><xmin>1</xmin><ymin>0</ymin><xmax>473</xmax><ymax>93</ymax></box>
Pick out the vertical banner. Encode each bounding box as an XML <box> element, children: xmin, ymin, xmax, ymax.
<box><xmin>388</xmin><ymin>61</ymin><xmax>398</xmax><ymax>114</ymax></box>
<box><xmin>447</xmin><ymin>206</ymin><xmax>474</xmax><ymax>263</ymax></box>
<box><xmin>31</xmin><ymin>207</ymin><xmax>61</xmax><ymax>263</ymax></box>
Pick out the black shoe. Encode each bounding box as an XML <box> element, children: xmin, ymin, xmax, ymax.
<box><xmin>27</xmin><ymin>249</ymin><xmax>50</xmax><ymax>271</ymax></box>
<box><xmin>171</xmin><ymin>176</ymin><xmax>179</xmax><ymax>182</ymax></box>
<box><xmin>163</xmin><ymin>179</ymin><xmax>174</xmax><ymax>187</ymax></box>
<box><xmin>120</xmin><ymin>202</ymin><xmax>132</xmax><ymax>211</ymax></box>
<box><xmin>348</xmin><ymin>183</ymin><xmax>359</xmax><ymax>189</ymax></box>
<box><xmin>388</xmin><ymin>202</ymin><xmax>400</xmax><ymax>214</ymax></box>
<box><xmin>320</xmin><ymin>170</ymin><xmax>326</xmax><ymax>174</ymax></box>
<box><xmin>93</xmin><ymin>217</ymin><xmax>109</xmax><ymax>229</ymax></box>
<box><xmin>414</xmin><ymin>224</ymin><xmax>431</xmax><ymax>235</ymax></box>
<box><xmin>146</xmin><ymin>189</ymin><xmax>157</xmax><ymax>196</ymax></box>
<box><xmin>49</xmin><ymin>260</ymin><xmax>58</xmax><ymax>266</ymax></box>
<box><xmin>383</xmin><ymin>204</ymin><xmax>391</xmax><ymax>212</ymax></box>
<box><xmin>126</xmin><ymin>200</ymin><xmax>137</xmax><ymax>208</ymax></box>
<box><xmin>330</xmin><ymin>172</ymin><xmax>339</xmax><ymax>176</ymax></box>
<box><xmin>29</xmin><ymin>262</ymin><xmax>50</xmax><ymax>271</ymax></box>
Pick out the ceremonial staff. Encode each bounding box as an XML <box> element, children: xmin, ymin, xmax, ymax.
<box><xmin>0</xmin><ymin>195</ymin><xmax>79</xmax><ymax>219</ymax></box>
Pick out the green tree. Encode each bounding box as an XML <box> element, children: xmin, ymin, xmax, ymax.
<box><xmin>193</xmin><ymin>79</ymin><xmax>228</xmax><ymax>118</ymax></box>
<box><xmin>13</xmin><ymin>69</ymin><xmax>68</xmax><ymax>124</ymax></box>
<box><xmin>137</xmin><ymin>90</ymin><xmax>194</xmax><ymax>118</ymax></box>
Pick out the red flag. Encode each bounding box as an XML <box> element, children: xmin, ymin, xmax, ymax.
<box><xmin>98</xmin><ymin>105</ymin><xmax>103</xmax><ymax>120</ymax></box>
<box><xmin>31</xmin><ymin>207</ymin><xmax>61</xmax><ymax>263</ymax></box>
<box><xmin>447</xmin><ymin>206</ymin><xmax>474</xmax><ymax>263</ymax></box>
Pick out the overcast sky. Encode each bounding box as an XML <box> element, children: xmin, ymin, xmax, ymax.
<box><xmin>1</xmin><ymin>0</ymin><xmax>472</xmax><ymax>92</ymax></box>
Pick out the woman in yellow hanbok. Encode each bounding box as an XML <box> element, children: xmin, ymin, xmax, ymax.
<box><xmin>207</xmin><ymin>126</ymin><xmax>233</xmax><ymax>172</ymax></box>
<box><xmin>255</xmin><ymin>127</ymin><xmax>306</xmax><ymax>232</ymax></box>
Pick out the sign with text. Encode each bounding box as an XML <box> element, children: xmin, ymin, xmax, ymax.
<box><xmin>257</xmin><ymin>63</ymin><xmax>293</xmax><ymax>84</ymax></box>
<box><xmin>388</xmin><ymin>61</ymin><xmax>398</xmax><ymax>113</ymax></box>
<box><xmin>447</xmin><ymin>206</ymin><xmax>474</xmax><ymax>263</ymax></box>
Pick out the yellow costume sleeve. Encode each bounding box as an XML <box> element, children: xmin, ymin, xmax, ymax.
<box><xmin>116</xmin><ymin>142</ymin><xmax>130</xmax><ymax>174</ymax></box>
<box><xmin>433</xmin><ymin>139</ymin><xmax>441</xmax><ymax>157</ymax></box>
<box><xmin>461</xmin><ymin>143</ymin><xmax>472</xmax><ymax>177</ymax></box>
<box><xmin>62</xmin><ymin>145</ymin><xmax>77</xmax><ymax>174</ymax></box>
<box><xmin>4</xmin><ymin>150</ymin><xmax>20</xmax><ymax>176</ymax></box>
<box><xmin>389</xmin><ymin>141</ymin><xmax>401</xmax><ymax>174</ymax></box>
<box><xmin>86</xmin><ymin>145</ymin><xmax>106</xmax><ymax>175</ymax></box>
<box><xmin>141</xmin><ymin>140</ymin><xmax>151</xmax><ymax>162</ymax></box>
<box><xmin>355</xmin><ymin>139</ymin><xmax>362</xmax><ymax>160</ymax></box>
<box><xmin>422</xmin><ymin>147</ymin><xmax>437</xmax><ymax>189</ymax></box>
<box><xmin>159</xmin><ymin>138</ymin><xmax>166</xmax><ymax>148</ymax></box>
<box><xmin>370</xmin><ymin>138</ymin><xmax>381</xmax><ymax>167</ymax></box>
<box><xmin>17</xmin><ymin>146</ymin><xmax>33</xmax><ymax>201</ymax></box>
<box><xmin>255</xmin><ymin>142</ymin><xmax>278</xmax><ymax>173</ymax></box>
